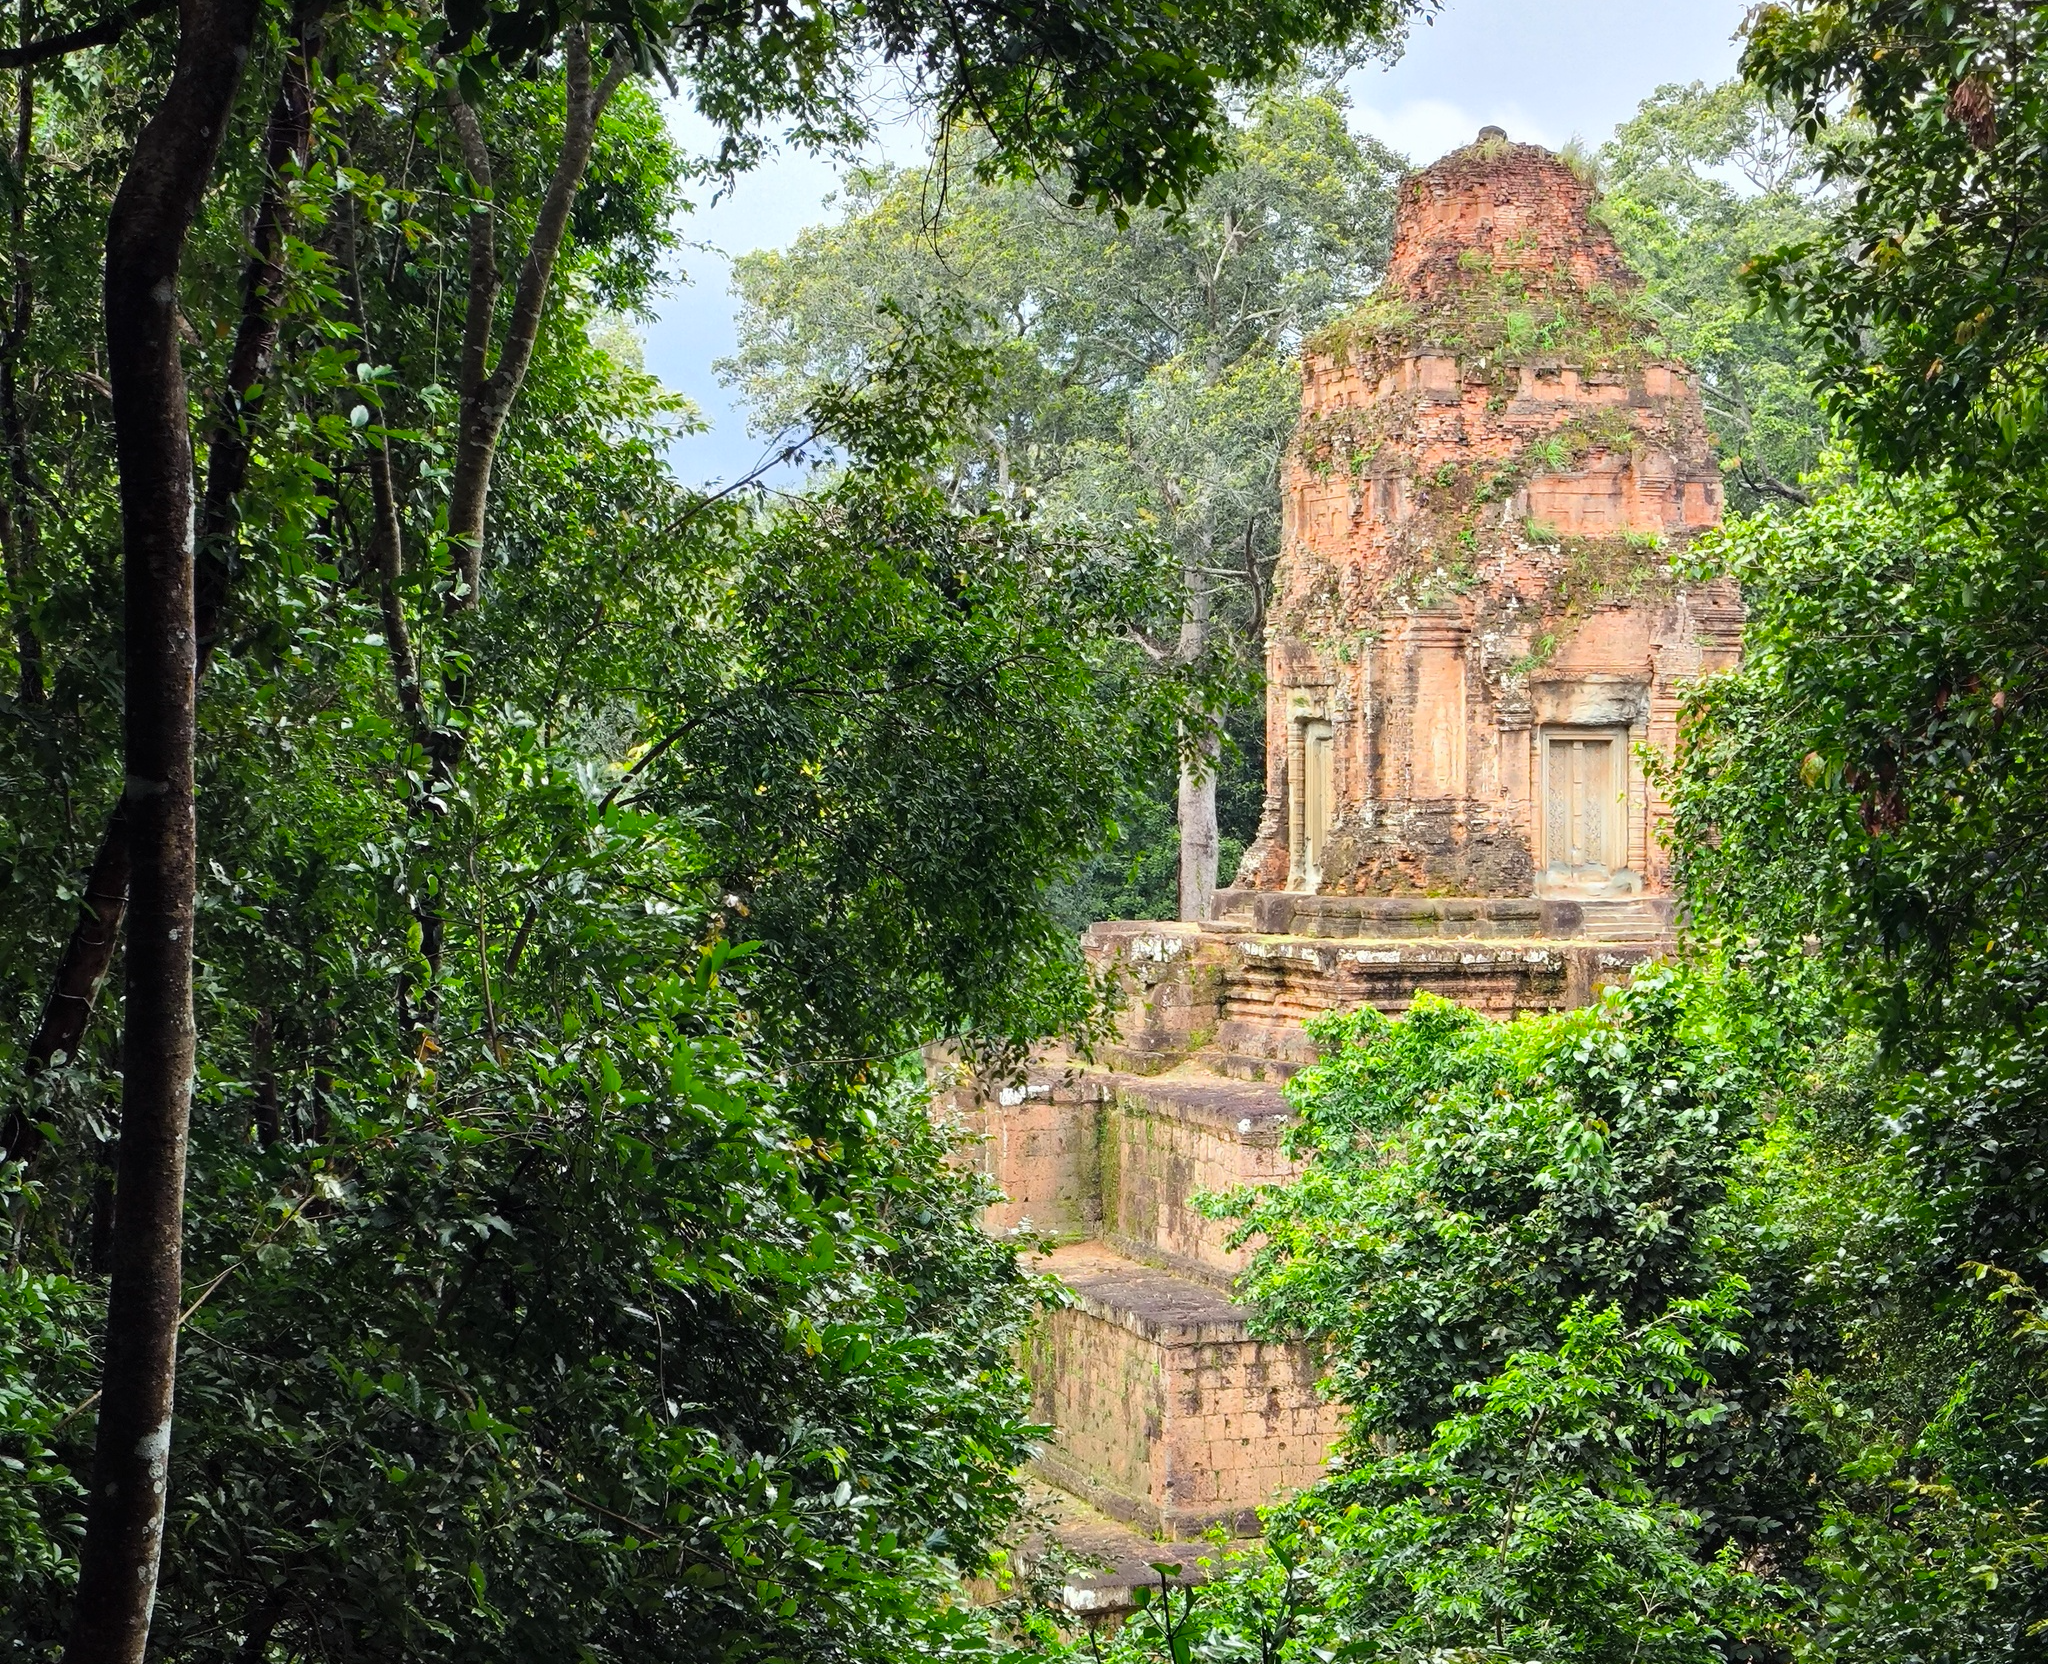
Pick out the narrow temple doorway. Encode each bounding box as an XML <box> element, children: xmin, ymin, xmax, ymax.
<box><xmin>1539</xmin><ymin>727</ymin><xmax>1626</xmax><ymax>889</ymax></box>
<box><xmin>1291</xmin><ymin>718</ymin><xmax>1334</xmax><ymax>890</ymax></box>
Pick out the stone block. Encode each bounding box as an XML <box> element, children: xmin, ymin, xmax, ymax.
<box><xmin>1098</xmin><ymin>1073</ymin><xmax>1300</xmax><ymax>1285</ymax></box>
<box><xmin>1026</xmin><ymin>1244</ymin><xmax>1342</xmax><ymax>1539</ymax></box>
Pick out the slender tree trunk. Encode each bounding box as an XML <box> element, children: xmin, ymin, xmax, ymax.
<box><xmin>336</xmin><ymin>191</ymin><xmax>421</xmax><ymax>726</ymax></box>
<box><xmin>338</xmin><ymin>188</ymin><xmax>434</xmax><ymax>1033</ymax></box>
<box><xmin>195</xmin><ymin>9</ymin><xmax>317</xmax><ymax>673</ymax></box>
<box><xmin>1177</xmin><ymin>748</ymin><xmax>1221</xmax><ymax>920</ymax></box>
<box><xmin>6</xmin><ymin>24</ymin><xmax>310</xmax><ymax>1162</ymax></box>
<box><xmin>404</xmin><ymin>36</ymin><xmax>620</xmax><ymax>1024</ymax></box>
<box><xmin>441</xmin><ymin>94</ymin><xmax>497</xmax><ymax>619</ymax></box>
<box><xmin>235</xmin><ymin>1587</ymin><xmax>287</xmax><ymax>1664</ymax></box>
<box><xmin>1</xmin><ymin>1</ymin><xmax>39</xmax><ymax>705</ymax></box>
<box><xmin>1176</xmin><ymin>467</ymin><xmax>1219</xmax><ymax>924</ymax></box>
<box><xmin>61</xmin><ymin>4</ymin><xmax>261</xmax><ymax>1662</ymax></box>
<box><xmin>4</xmin><ymin>801</ymin><xmax>129</xmax><ymax>1126</ymax></box>
<box><xmin>442</xmin><ymin>29</ymin><xmax>623</xmax><ymax>615</ymax></box>
<box><xmin>1176</xmin><ymin>579</ymin><xmax>1220</xmax><ymax>921</ymax></box>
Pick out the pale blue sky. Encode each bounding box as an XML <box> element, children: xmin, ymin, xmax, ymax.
<box><xmin>640</xmin><ymin>0</ymin><xmax>1750</xmax><ymax>484</ymax></box>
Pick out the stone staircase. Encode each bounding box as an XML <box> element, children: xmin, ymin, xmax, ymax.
<box><xmin>940</xmin><ymin>900</ymin><xmax>1674</xmax><ymax>1613</ymax></box>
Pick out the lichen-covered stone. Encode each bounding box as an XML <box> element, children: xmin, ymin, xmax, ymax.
<box><xmin>1237</xmin><ymin>135</ymin><xmax>1744</xmax><ymax>900</ymax></box>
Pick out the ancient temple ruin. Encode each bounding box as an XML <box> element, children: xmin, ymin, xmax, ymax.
<box><xmin>1235</xmin><ymin>128</ymin><xmax>1741</xmax><ymax>905</ymax></box>
<box><xmin>948</xmin><ymin>133</ymin><xmax>1743</xmax><ymax>1617</ymax></box>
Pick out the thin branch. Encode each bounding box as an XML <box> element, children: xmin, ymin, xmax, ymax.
<box><xmin>337</xmin><ymin>190</ymin><xmax>425</xmax><ymax>729</ymax></box>
<box><xmin>445</xmin><ymin>30</ymin><xmax>627</xmax><ymax>611</ymax></box>
<box><xmin>470</xmin><ymin>849</ymin><xmax>500</xmax><ymax>1059</ymax></box>
<box><xmin>53</xmin><ymin>1189</ymin><xmax>315</xmax><ymax>1432</ymax></box>
<box><xmin>1126</xmin><ymin>624</ymin><xmax>1173</xmax><ymax>663</ymax></box>
<box><xmin>0</xmin><ymin>0</ymin><xmax>169</xmax><ymax>69</ymax></box>
<box><xmin>657</xmin><ymin>422</ymin><xmax>823</xmax><ymax>541</ymax></box>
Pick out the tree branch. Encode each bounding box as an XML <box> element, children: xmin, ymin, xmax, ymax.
<box><xmin>0</xmin><ymin>0</ymin><xmax>171</xmax><ymax>69</ymax></box>
<box><xmin>337</xmin><ymin>190</ymin><xmax>425</xmax><ymax>732</ymax></box>
<box><xmin>1736</xmin><ymin>459</ymin><xmax>1812</xmax><ymax>507</ymax></box>
<box><xmin>195</xmin><ymin>8</ymin><xmax>319</xmax><ymax>673</ymax></box>
<box><xmin>443</xmin><ymin>88</ymin><xmax>496</xmax><ymax>615</ymax></box>
<box><xmin>445</xmin><ymin>29</ymin><xmax>626</xmax><ymax>613</ymax></box>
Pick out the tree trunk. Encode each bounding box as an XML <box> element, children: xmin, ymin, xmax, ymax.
<box><xmin>407</xmin><ymin>36</ymin><xmax>621</xmax><ymax>1026</ymax></box>
<box><xmin>1176</xmin><ymin>534</ymin><xmax>1218</xmax><ymax>923</ymax></box>
<box><xmin>1178</xmin><ymin>729</ymin><xmax>1220</xmax><ymax>922</ymax></box>
<box><xmin>6</xmin><ymin>24</ymin><xmax>309</xmax><ymax>1163</ymax></box>
<box><xmin>195</xmin><ymin>9</ymin><xmax>317</xmax><ymax>673</ymax></box>
<box><xmin>249</xmin><ymin>1005</ymin><xmax>278</xmax><ymax>1146</ymax></box>
<box><xmin>336</xmin><ymin>190</ymin><xmax>422</xmax><ymax>728</ymax></box>
<box><xmin>61</xmin><ymin>3</ymin><xmax>261</xmax><ymax>1662</ymax></box>
<box><xmin>1</xmin><ymin>3</ymin><xmax>39</xmax><ymax>706</ymax></box>
<box><xmin>442</xmin><ymin>29</ymin><xmax>623</xmax><ymax>614</ymax></box>
<box><xmin>3</xmin><ymin>802</ymin><xmax>129</xmax><ymax>1159</ymax></box>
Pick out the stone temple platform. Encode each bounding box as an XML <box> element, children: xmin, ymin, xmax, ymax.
<box><xmin>936</xmin><ymin>898</ymin><xmax>1669</xmax><ymax>1612</ymax></box>
<box><xmin>941</xmin><ymin>125</ymin><xmax>1729</xmax><ymax>1619</ymax></box>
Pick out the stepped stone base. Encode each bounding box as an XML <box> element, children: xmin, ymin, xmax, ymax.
<box><xmin>935</xmin><ymin>1068</ymin><xmax>1299</xmax><ymax>1278</ymax></box>
<box><xmin>969</xmin><ymin>1485</ymin><xmax>1223</xmax><ymax>1619</ymax></box>
<box><xmin>935</xmin><ymin>902</ymin><xmax>1673</xmax><ymax>1570</ymax></box>
<box><xmin>1102</xmin><ymin>1075</ymin><xmax>1297</xmax><ymax>1283</ymax></box>
<box><xmin>1086</xmin><ymin>918</ymin><xmax>1661</xmax><ymax>1083</ymax></box>
<box><xmin>1023</xmin><ymin>1244</ymin><xmax>1341</xmax><ymax>1538</ymax></box>
<box><xmin>1211</xmin><ymin>888</ymin><xmax>1675</xmax><ymax>942</ymax></box>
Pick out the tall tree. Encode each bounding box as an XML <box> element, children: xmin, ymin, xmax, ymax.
<box><xmin>727</xmin><ymin>85</ymin><xmax>1404</xmax><ymax>918</ymax></box>
<box><xmin>1647</xmin><ymin>5</ymin><xmax>2048</xmax><ymax>1647</ymax></box>
<box><xmin>1591</xmin><ymin>78</ymin><xmax>1833</xmax><ymax>509</ymax></box>
<box><xmin>1</xmin><ymin>0</ymin><xmax>42</xmax><ymax>709</ymax></box>
<box><xmin>7</xmin><ymin>5</ymin><xmax>317</xmax><ymax>1154</ymax></box>
<box><xmin>63</xmin><ymin>4</ymin><xmax>263</xmax><ymax>1659</ymax></box>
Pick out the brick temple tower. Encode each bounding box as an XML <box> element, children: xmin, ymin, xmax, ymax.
<box><xmin>1234</xmin><ymin>129</ymin><xmax>1742</xmax><ymax>902</ymax></box>
<box><xmin>943</xmin><ymin>134</ymin><xmax>1748</xmax><ymax>1620</ymax></box>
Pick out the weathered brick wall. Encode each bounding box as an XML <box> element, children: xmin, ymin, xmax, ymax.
<box><xmin>935</xmin><ymin>1063</ymin><xmax>1106</xmax><ymax>1241</ymax></box>
<box><xmin>1239</xmin><ymin>137</ymin><xmax>1744</xmax><ymax>899</ymax></box>
<box><xmin>1080</xmin><ymin>923</ymin><xmax>1229</xmax><ymax>1075</ymax></box>
<box><xmin>1102</xmin><ymin>1079</ymin><xmax>1303</xmax><ymax>1285</ymax></box>
<box><xmin>1026</xmin><ymin>1306</ymin><xmax>1166</xmax><ymax>1526</ymax></box>
<box><xmin>1025</xmin><ymin>1247</ymin><xmax>1344</xmax><ymax>1537</ymax></box>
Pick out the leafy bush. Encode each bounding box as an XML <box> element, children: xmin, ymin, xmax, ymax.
<box><xmin>1063</xmin><ymin>968</ymin><xmax>1873</xmax><ymax>1661</ymax></box>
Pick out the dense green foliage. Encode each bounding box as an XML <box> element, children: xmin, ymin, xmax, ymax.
<box><xmin>1655</xmin><ymin>7</ymin><xmax>2048</xmax><ymax>1651</ymax></box>
<box><xmin>1083</xmin><ymin>956</ymin><xmax>2048</xmax><ymax>1662</ymax></box>
<box><xmin>0</xmin><ymin>0</ymin><xmax>1433</xmax><ymax>1655</ymax></box>
<box><xmin>1592</xmin><ymin>80</ymin><xmax>1832</xmax><ymax>509</ymax></box>
<box><xmin>1179</xmin><ymin>973</ymin><xmax>1838</xmax><ymax>1660</ymax></box>
<box><xmin>1658</xmin><ymin>467</ymin><xmax>2048</xmax><ymax>1657</ymax></box>
<box><xmin>10</xmin><ymin>959</ymin><xmax>1053</xmax><ymax>1661</ymax></box>
<box><xmin>1742</xmin><ymin>0</ymin><xmax>2048</xmax><ymax>486</ymax></box>
<box><xmin>728</xmin><ymin>86</ymin><xmax>1405</xmax><ymax>914</ymax></box>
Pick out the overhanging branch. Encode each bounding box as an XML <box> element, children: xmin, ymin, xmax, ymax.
<box><xmin>0</xmin><ymin>0</ymin><xmax>173</xmax><ymax>69</ymax></box>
